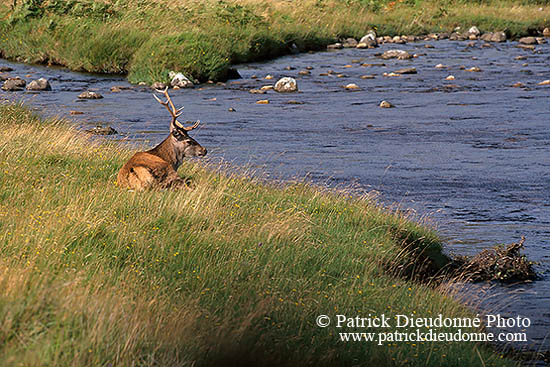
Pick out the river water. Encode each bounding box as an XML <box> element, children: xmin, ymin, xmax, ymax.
<box><xmin>1</xmin><ymin>39</ymin><xmax>549</xmax><ymax>353</ymax></box>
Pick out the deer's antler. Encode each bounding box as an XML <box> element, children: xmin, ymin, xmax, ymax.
<box><xmin>153</xmin><ymin>88</ymin><xmax>199</xmax><ymax>131</ymax></box>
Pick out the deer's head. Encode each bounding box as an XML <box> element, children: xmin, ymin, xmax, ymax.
<box><xmin>154</xmin><ymin>88</ymin><xmax>207</xmax><ymax>158</ymax></box>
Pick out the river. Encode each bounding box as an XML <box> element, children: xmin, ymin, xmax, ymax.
<box><xmin>1</xmin><ymin>38</ymin><xmax>549</xmax><ymax>353</ymax></box>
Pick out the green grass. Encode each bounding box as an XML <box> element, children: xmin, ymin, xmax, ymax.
<box><xmin>0</xmin><ymin>102</ymin><xmax>518</xmax><ymax>366</ymax></box>
<box><xmin>0</xmin><ymin>0</ymin><xmax>548</xmax><ymax>84</ymax></box>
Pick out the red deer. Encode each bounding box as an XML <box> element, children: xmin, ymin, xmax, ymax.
<box><xmin>117</xmin><ymin>88</ymin><xmax>207</xmax><ymax>190</ymax></box>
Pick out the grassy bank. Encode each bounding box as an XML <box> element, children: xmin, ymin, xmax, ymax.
<box><xmin>0</xmin><ymin>0</ymin><xmax>549</xmax><ymax>84</ymax></box>
<box><xmin>0</xmin><ymin>102</ymin><xmax>517</xmax><ymax>366</ymax></box>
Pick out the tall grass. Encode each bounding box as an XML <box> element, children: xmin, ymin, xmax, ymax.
<box><xmin>0</xmin><ymin>102</ymin><xmax>518</xmax><ymax>366</ymax></box>
<box><xmin>0</xmin><ymin>0</ymin><xmax>548</xmax><ymax>84</ymax></box>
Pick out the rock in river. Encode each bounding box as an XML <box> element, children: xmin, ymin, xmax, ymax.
<box><xmin>78</xmin><ymin>91</ymin><xmax>103</xmax><ymax>99</ymax></box>
<box><xmin>516</xmin><ymin>44</ymin><xmax>535</xmax><ymax>51</ymax></box>
<box><xmin>2</xmin><ymin>77</ymin><xmax>26</xmax><ymax>91</ymax></box>
<box><xmin>274</xmin><ymin>77</ymin><xmax>298</xmax><ymax>93</ymax></box>
<box><xmin>344</xmin><ymin>83</ymin><xmax>361</xmax><ymax>90</ymax></box>
<box><xmin>86</xmin><ymin>126</ymin><xmax>117</xmax><ymax>135</ymax></box>
<box><xmin>26</xmin><ymin>78</ymin><xmax>51</xmax><ymax>91</ymax></box>
<box><xmin>249</xmin><ymin>89</ymin><xmax>266</xmax><ymax>94</ymax></box>
<box><xmin>379</xmin><ymin>100</ymin><xmax>394</xmax><ymax>108</ymax></box>
<box><xmin>381</xmin><ymin>50</ymin><xmax>412</xmax><ymax>60</ymax></box>
<box><xmin>394</xmin><ymin>67</ymin><xmax>417</xmax><ymax>74</ymax></box>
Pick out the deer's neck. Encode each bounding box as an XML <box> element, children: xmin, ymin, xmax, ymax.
<box><xmin>148</xmin><ymin>135</ymin><xmax>184</xmax><ymax>171</ymax></box>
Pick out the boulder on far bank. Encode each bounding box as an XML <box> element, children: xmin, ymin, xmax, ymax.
<box><xmin>479</xmin><ymin>32</ymin><xmax>506</xmax><ymax>42</ymax></box>
<box><xmin>151</xmin><ymin>82</ymin><xmax>167</xmax><ymax>90</ymax></box>
<box><xmin>357</xmin><ymin>30</ymin><xmax>377</xmax><ymax>48</ymax></box>
<box><xmin>519</xmin><ymin>36</ymin><xmax>536</xmax><ymax>45</ymax></box>
<box><xmin>327</xmin><ymin>43</ymin><xmax>343</xmax><ymax>50</ymax></box>
<box><xmin>452</xmin><ymin>32</ymin><xmax>468</xmax><ymax>41</ymax></box>
<box><xmin>392</xmin><ymin>36</ymin><xmax>406</xmax><ymax>44</ymax></box>
<box><xmin>26</xmin><ymin>78</ymin><xmax>51</xmax><ymax>91</ymax></box>
<box><xmin>490</xmin><ymin>31</ymin><xmax>507</xmax><ymax>42</ymax></box>
<box><xmin>342</xmin><ymin>38</ymin><xmax>358</xmax><ymax>48</ymax></box>
<box><xmin>468</xmin><ymin>26</ymin><xmax>480</xmax><ymax>36</ymax></box>
<box><xmin>169</xmin><ymin>71</ymin><xmax>194</xmax><ymax>88</ymax></box>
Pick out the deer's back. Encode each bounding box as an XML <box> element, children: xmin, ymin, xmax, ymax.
<box><xmin>117</xmin><ymin>152</ymin><xmax>175</xmax><ymax>190</ymax></box>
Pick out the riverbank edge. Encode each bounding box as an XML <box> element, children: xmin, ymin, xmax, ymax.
<box><xmin>0</xmin><ymin>1</ymin><xmax>549</xmax><ymax>84</ymax></box>
<box><xmin>0</xmin><ymin>101</ymin><xmax>520</xmax><ymax>366</ymax></box>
